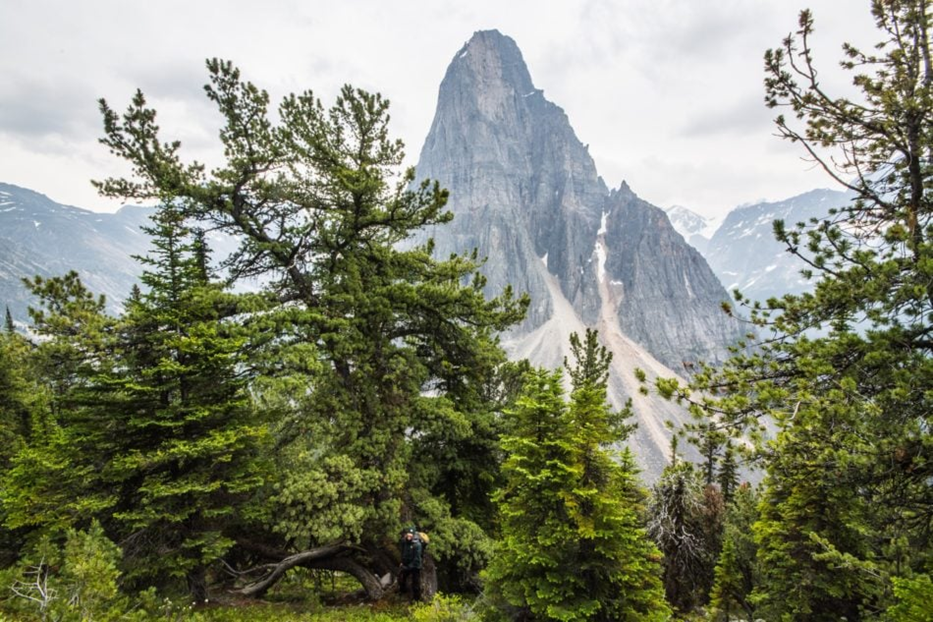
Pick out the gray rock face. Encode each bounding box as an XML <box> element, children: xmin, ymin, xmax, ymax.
<box><xmin>602</xmin><ymin>185</ymin><xmax>740</xmax><ymax>367</ymax></box>
<box><xmin>413</xmin><ymin>30</ymin><xmax>745</xmax><ymax>477</ymax></box>
<box><xmin>416</xmin><ymin>30</ymin><xmax>606</xmax><ymax>331</ymax></box>
<box><xmin>414</xmin><ymin>30</ymin><xmax>742</xmax><ymax>370</ymax></box>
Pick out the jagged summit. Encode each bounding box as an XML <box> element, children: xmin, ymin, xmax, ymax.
<box><xmin>418</xmin><ymin>30</ymin><xmax>607</xmax><ymax>322</ymax></box>
<box><xmin>415</xmin><ymin>32</ymin><xmax>745</xmax><ymax>477</ymax></box>
<box><xmin>421</xmin><ymin>31</ymin><xmax>594</xmax><ymax>221</ymax></box>
<box><xmin>445</xmin><ymin>30</ymin><xmax>536</xmax><ymax>97</ymax></box>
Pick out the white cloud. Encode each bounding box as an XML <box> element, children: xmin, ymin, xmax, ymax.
<box><xmin>0</xmin><ymin>0</ymin><xmax>879</xmax><ymax>216</ymax></box>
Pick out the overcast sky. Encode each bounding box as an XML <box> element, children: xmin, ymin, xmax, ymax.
<box><xmin>2</xmin><ymin>0</ymin><xmax>879</xmax><ymax>218</ymax></box>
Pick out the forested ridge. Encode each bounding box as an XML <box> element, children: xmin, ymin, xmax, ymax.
<box><xmin>1</xmin><ymin>1</ymin><xmax>931</xmax><ymax>620</ymax></box>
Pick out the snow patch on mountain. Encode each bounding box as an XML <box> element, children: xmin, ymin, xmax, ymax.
<box><xmin>704</xmin><ymin>188</ymin><xmax>854</xmax><ymax>302</ymax></box>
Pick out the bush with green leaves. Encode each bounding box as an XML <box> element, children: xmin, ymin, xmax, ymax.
<box><xmin>2</xmin><ymin>521</ymin><xmax>139</xmax><ymax>622</ymax></box>
<box><xmin>410</xmin><ymin>594</ymin><xmax>477</xmax><ymax>622</ymax></box>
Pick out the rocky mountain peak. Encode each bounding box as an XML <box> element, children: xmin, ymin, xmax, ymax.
<box><xmin>446</xmin><ymin>30</ymin><xmax>535</xmax><ymax>100</ymax></box>
<box><xmin>422</xmin><ymin>30</ymin><xmax>593</xmax><ymax>202</ymax></box>
<box><xmin>415</xmin><ymin>31</ymin><xmax>746</xmax><ymax>477</ymax></box>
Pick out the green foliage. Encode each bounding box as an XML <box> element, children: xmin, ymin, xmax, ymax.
<box><xmin>0</xmin><ymin>278</ymin><xmax>115</xmax><ymax>536</ymax></box>
<box><xmin>707</xmin><ymin>539</ymin><xmax>743</xmax><ymax>622</ymax></box>
<box><xmin>708</xmin><ymin>484</ymin><xmax>758</xmax><ymax>621</ymax></box>
<box><xmin>2</xmin><ymin>521</ymin><xmax>136</xmax><ymax>622</ymax></box>
<box><xmin>749</xmin><ymin>396</ymin><xmax>880</xmax><ymax>621</ymax></box>
<box><xmin>2</xmin><ymin>209</ymin><xmax>269</xmax><ymax>599</ymax></box>
<box><xmin>402</xmin><ymin>487</ymin><xmax>495</xmax><ymax>592</ymax></box>
<box><xmin>0</xmin><ymin>329</ymin><xmax>33</xmax><ymax>468</ymax></box>
<box><xmin>715</xmin><ymin>444</ymin><xmax>739</xmax><ymax>504</ymax></box>
<box><xmin>409</xmin><ymin>594</ymin><xmax>477</xmax><ymax>622</ymax></box>
<box><xmin>481</xmin><ymin>368</ymin><xmax>569</xmax><ymax>618</ymax></box>
<box><xmin>96</xmin><ymin>208</ymin><xmax>267</xmax><ymax>595</ymax></box>
<box><xmin>92</xmin><ymin>58</ymin><xmax>527</xmax><ymax>595</ymax></box>
<box><xmin>886</xmin><ymin>574</ymin><xmax>933</xmax><ymax>621</ymax></box>
<box><xmin>650</xmin><ymin>2</ymin><xmax>933</xmax><ymax>618</ymax></box>
<box><xmin>485</xmin><ymin>330</ymin><xmax>669</xmax><ymax>621</ymax></box>
<box><xmin>20</xmin><ymin>271</ymin><xmax>111</xmax><ymax>418</ymax></box>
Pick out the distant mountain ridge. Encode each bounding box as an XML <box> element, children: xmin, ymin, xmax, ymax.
<box><xmin>702</xmin><ymin>188</ymin><xmax>852</xmax><ymax>303</ymax></box>
<box><xmin>0</xmin><ymin>183</ymin><xmax>243</xmax><ymax>325</ymax></box>
<box><xmin>0</xmin><ymin>183</ymin><xmax>152</xmax><ymax>322</ymax></box>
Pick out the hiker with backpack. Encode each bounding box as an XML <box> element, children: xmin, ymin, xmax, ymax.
<box><xmin>398</xmin><ymin>526</ymin><xmax>424</xmax><ymax>601</ymax></box>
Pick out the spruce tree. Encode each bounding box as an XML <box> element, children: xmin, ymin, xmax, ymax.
<box><xmin>708</xmin><ymin>539</ymin><xmax>743</xmax><ymax>622</ymax></box>
<box><xmin>709</xmin><ymin>483</ymin><xmax>758</xmax><ymax>621</ymax></box>
<box><xmin>647</xmin><ymin>459</ymin><xmax>711</xmax><ymax>613</ymax></box>
<box><xmin>561</xmin><ymin>330</ymin><xmax>668</xmax><ymax>621</ymax></box>
<box><xmin>1</xmin><ymin>273</ymin><xmax>114</xmax><ymax>532</ymax></box>
<box><xmin>715</xmin><ymin>442</ymin><xmax>739</xmax><ymax>504</ymax></box>
<box><xmin>91</xmin><ymin>205</ymin><xmax>266</xmax><ymax>599</ymax></box>
<box><xmin>20</xmin><ymin>272</ymin><xmax>110</xmax><ymax>418</ymax></box>
<box><xmin>749</xmin><ymin>397</ymin><xmax>873</xmax><ymax>620</ymax></box>
<box><xmin>486</xmin><ymin>330</ymin><xmax>669</xmax><ymax>621</ymax></box>
<box><xmin>484</xmin><ymin>368</ymin><xmax>574</xmax><ymax>619</ymax></box>
<box><xmin>0</xmin><ymin>327</ymin><xmax>32</xmax><ymax>466</ymax></box>
<box><xmin>2</xmin><ymin>209</ymin><xmax>267</xmax><ymax>600</ymax></box>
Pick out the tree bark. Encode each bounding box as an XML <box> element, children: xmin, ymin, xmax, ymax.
<box><xmin>302</xmin><ymin>556</ymin><xmax>384</xmax><ymax>601</ymax></box>
<box><xmin>421</xmin><ymin>553</ymin><xmax>438</xmax><ymax>601</ymax></box>
<box><xmin>234</xmin><ymin>544</ymin><xmax>352</xmax><ymax>598</ymax></box>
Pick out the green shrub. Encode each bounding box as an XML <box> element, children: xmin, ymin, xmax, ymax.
<box><xmin>3</xmin><ymin>521</ymin><xmax>130</xmax><ymax>621</ymax></box>
<box><xmin>886</xmin><ymin>574</ymin><xmax>933</xmax><ymax>622</ymax></box>
<box><xmin>410</xmin><ymin>594</ymin><xmax>477</xmax><ymax>621</ymax></box>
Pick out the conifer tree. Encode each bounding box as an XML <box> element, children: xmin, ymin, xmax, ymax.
<box><xmin>651</xmin><ymin>1</ymin><xmax>933</xmax><ymax>616</ymax></box>
<box><xmin>561</xmin><ymin>330</ymin><xmax>668</xmax><ymax>621</ymax></box>
<box><xmin>486</xmin><ymin>330</ymin><xmax>669</xmax><ymax>621</ymax></box>
<box><xmin>751</xmin><ymin>2</ymin><xmax>933</xmax><ymax>616</ymax></box>
<box><xmin>647</xmin><ymin>459</ymin><xmax>711</xmax><ymax>613</ymax></box>
<box><xmin>749</xmin><ymin>398</ymin><xmax>873</xmax><ymax>620</ymax></box>
<box><xmin>484</xmin><ymin>368</ymin><xmax>573</xmax><ymax>619</ymax></box>
<box><xmin>708</xmin><ymin>539</ymin><xmax>743</xmax><ymax>622</ymax></box>
<box><xmin>0</xmin><ymin>329</ymin><xmax>40</xmax><ymax>564</ymax></box>
<box><xmin>1</xmin><ymin>273</ymin><xmax>114</xmax><ymax>534</ymax></box>
<box><xmin>93</xmin><ymin>59</ymin><xmax>527</xmax><ymax>594</ymax></box>
<box><xmin>4</xmin><ymin>306</ymin><xmax>13</xmax><ymax>334</ymax></box>
<box><xmin>20</xmin><ymin>272</ymin><xmax>110</xmax><ymax>418</ymax></box>
<box><xmin>89</xmin><ymin>205</ymin><xmax>266</xmax><ymax>599</ymax></box>
<box><xmin>2</xmin><ymin>209</ymin><xmax>267</xmax><ymax>600</ymax></box>
<box><xmin>0</xmin><ymin>325</ymin><xmax>33</xmax><ymax>466</ymax></box>
<box><xmin>708</xmin><ymin>483</ymin><xmax>758</xmax><ymax>621</ymax></box>
<box><xmin>715</xmin><ymin>442</ymin><xmax>739</xmax><ymax>504</ymax></box>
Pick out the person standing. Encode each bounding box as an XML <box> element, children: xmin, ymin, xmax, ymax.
<box><xmin>398</xmin><ymin>526</ymin><xmax>423</xmax><ymax>601</ymax></box>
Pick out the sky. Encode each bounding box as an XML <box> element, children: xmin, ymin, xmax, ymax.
<box><xmin>1</xmin><ymin>0</ymin><xmax>879</xmax><ymax>218</ymax></box>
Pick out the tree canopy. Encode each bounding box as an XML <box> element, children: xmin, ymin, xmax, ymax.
<box><xmin>649</xmin><ymin>1</ymin><xmax>933</xmax><ymax>618</ymax></box>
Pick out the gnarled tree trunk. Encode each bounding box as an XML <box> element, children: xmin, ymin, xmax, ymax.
<box><xmin>420</xmin><ymin>553</ymin><xmax>438</xmax><ymax>601</ymax></box>
<box><xmin>233</xmin><ymin>542</ymin><xmax>384</xmax><ymax>601</ymax></box>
